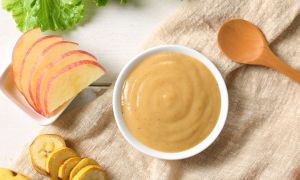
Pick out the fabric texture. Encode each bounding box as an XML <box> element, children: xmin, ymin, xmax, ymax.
<box><xmin>13</xmin><ymin>0</ymin><xmax>300</xmax><ymax>179</ymax></box>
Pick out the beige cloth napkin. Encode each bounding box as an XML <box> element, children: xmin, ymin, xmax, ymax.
<box><xmin>13</xmin><ymin>0</ymin><xmax>300</xmax><ymax>179</ymax></box>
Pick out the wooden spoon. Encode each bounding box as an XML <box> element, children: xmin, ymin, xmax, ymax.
<box><xmin>217</xmin><ymin>19</ymin><xmax>300</xmax><ymax>83</ymax></box>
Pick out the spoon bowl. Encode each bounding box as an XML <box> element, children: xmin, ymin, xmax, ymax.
<box><xmin>218</xmin><ymin>19</ymin><xmax>300</xmax><ymax>84</ymax></box>
<box><xmin>218</xmin><ymin>19</ymin><xmax>266</xmax><ymax>64</ymax></box>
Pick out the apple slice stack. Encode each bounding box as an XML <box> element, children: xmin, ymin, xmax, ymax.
<box><xmin>12</xmin><ymin>28</ymin><xmax>106</xmax><ymax>117</ymax></box>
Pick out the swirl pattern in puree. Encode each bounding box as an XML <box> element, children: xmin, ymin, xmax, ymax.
<box><xmin>121</xmin><ymin>52</ymin><xmax>221</xmax><ymax>152</ymax></box>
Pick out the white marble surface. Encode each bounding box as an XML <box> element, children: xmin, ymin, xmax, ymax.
<box><xmin>0</xmin><ymin>0</ymin><xmax>179</xmax><ymax>167</ymax></box>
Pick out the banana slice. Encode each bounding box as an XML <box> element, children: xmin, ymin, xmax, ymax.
<box><xmin>72</xmin><ymin>165</ymin><xmax>107</xmax><ymax>180</ymax></box>
<box><xmin>58</xmin><ymin>157</ymin><xmax>81</xmax><ymax>180</ymax></box>
<box><xmin>29</xmin><ymin>134</ymin><xmax>66</xmax><ymax>175</ymax></box>
<box><xmin>46</xmin><ymin>147</ymin><xmax>78</xmax><ymax>180</ymax></box>
<box><xmin>0</xmin><ymin>168</ymin><xmax>29</xmax><ymax>180</ymax></box>
<box><xmin>70</xmin><ymin>158</ymin><xmax>101</xmax><ymax>179</ymax></box>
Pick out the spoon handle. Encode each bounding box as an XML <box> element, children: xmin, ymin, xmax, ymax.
<box><xmin>263</xmin><ymin>50</ymin><xmax>300</xmax><ymax>84</ymax></box>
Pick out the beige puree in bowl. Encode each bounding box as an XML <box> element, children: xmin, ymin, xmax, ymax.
<box><xmin>121</xmin><ymin>52</ymin><xmax>221</xmax><ymax>152</ymax></box>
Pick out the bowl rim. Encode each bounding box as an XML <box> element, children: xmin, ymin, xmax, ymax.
<box><xmin>113</xmin><ymin>45</ymin><xmax>228</xmax><ymax>160</ymax></box>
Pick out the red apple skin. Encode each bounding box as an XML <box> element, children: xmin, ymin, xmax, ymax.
<box><xmin>19</xmin><ymin>36</ymin><xmax>62</xmax><ymax>91</ymax></box>
<box><xmin>33</xmin><ymin>50</ymin><xmax>97</xmax><ymax>114</ymax></box>
<box><xmin>41</xmin><ymin>60</ymin><xmax>105</xmax><ymax>116</ymax></box>
<box><xmin>27</xmin><ymin>41</ymin><xmax>79</xmax><ymax>110</ymax></box>
<box><xmin>12</xmin><ymin>28</ymin><xmax>42</xmax><ymax>92</ymax></box>
<box><xmin>18</xmin><ymin>35</ymin><xmax>62</xmax><ymax>109</ymax></box>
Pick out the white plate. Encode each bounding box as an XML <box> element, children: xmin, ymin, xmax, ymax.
<box><xmin>0</xmin><ymin>65</ymin><xmax>71</xmax><ymax>126</ymax></box>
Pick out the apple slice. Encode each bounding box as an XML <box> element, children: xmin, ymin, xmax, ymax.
<box><xmin>26</xmin><ymin>42</ymin><xmax>79</xmax><ymax>109</ymax></box>
<box><xmin>12</xmin><ymin>28</ymin><xmax>42</xmax><ymax>91</ymax></box>
<box><xmin>41</xmin><ymin>60</ymin><xmax>105</xmax><ymax>116</ymax></box>
<box><xmin>34</xmin><ymin>50</ymin><xmax>97</xmax><ymax>114</ymax></box>
<box><xmin>19</xmin><ymin>36</ymin><xmax>63</xmax><ymax>108</ymax></box>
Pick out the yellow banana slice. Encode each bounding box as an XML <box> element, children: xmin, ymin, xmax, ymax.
<box><xmin>46</xmin><ymin>147</ymin><xmax>78</xmax><ymax>180</ymax></box>
<box><xmin>70</xmin><ymin>158</ymin><xmax>101</xmax><ymax>179</ymax></box>
<box><xmin>58</xmin><ymin>157</ymin><xmax>81</xmax><ymax>180</ymax></box>
<box><xmin>72</xmin><ymin>165</ymin><xmax>107</xmax><ymax>180</ymax></box>
<box><xmin>29</xmin><ymin>134</ymin><xmax>66</xmax><ymax>175</ymax></box>
<box><xmin>0</xmin><ymin>168</ymin><xmax>29</xmax><ymax>180</ymax></box>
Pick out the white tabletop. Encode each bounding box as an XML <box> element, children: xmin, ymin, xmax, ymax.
<box><xmin>0</xmin><ymin>0</ymin><xmax>179</xmax><ymax>167</ymax></box>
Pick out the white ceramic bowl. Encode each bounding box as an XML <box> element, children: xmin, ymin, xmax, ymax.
<box><xmin>113</xmin><ymin>45</ymin><xmax>228</xmax><ymax>160</ymax></box>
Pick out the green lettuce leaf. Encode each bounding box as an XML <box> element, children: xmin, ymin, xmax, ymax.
<box><xmin>95</xmin><ymin>0</ymin><xmax>127</xmax><ymax>7</ymax></box>
<box><xmin>2</xmin><ymin>0</ymin><xmax>84</xmax><ymax>32</ymax></box>
<box><xmin>95</xmin><ymin>0</ymin><xmax>108</xmax><ymax>6</ymax></box>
